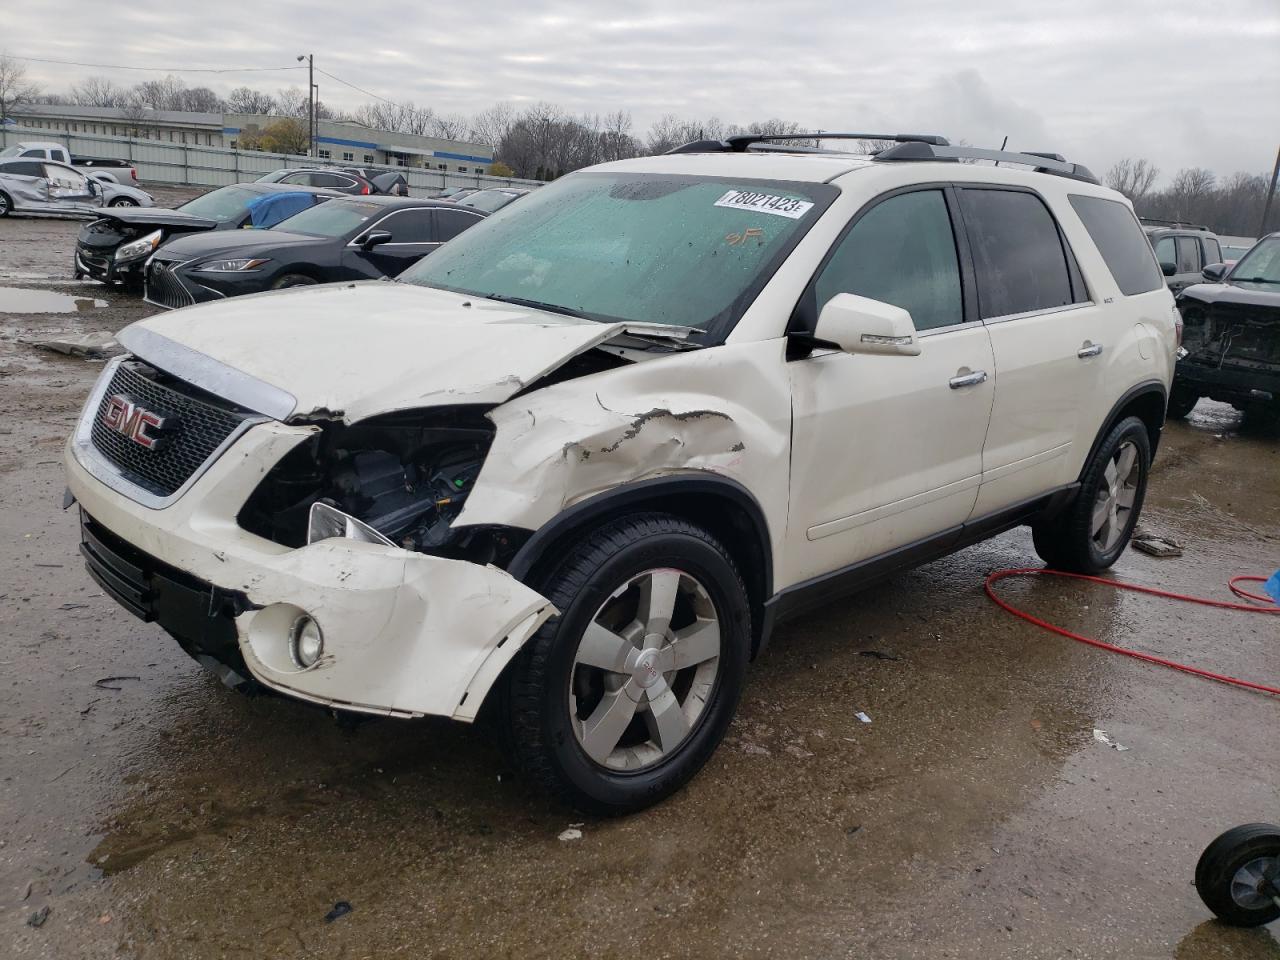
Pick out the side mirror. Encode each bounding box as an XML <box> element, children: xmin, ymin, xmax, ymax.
<box><xmin>813</xmin><ymin>293</ymin><xmax>921</xmax><ymax>357</ymax></box>
<box><xmin>358</xmin><ymin>230</ymin><xmax>392</xmax><ymax>250</ymax></box>
<box><xmin>1201</xmin><ymin>262</ymin><xmax>1227</xmax><ymax>282</ymax></box>
<box><xmin>1160</xmin><ymin>261</ymin><xmax>1177</xmax><ymax>277</ymax></box>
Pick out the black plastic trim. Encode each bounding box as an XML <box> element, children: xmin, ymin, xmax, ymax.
<box><xmin>1081</xmin><ymin>379</ymin><xmax>1168</xmax><ymax>472</ymax></box>
<box><xmin>760</xmin><ymin>485</ymin><xmax>1075</xmax><ymax>635</ymax></box>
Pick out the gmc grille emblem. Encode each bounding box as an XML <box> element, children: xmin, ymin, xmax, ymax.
<box><xmin>102</xmin><ymin>394</ymin><xmax>169</xmax><ymax>450</ymax></box>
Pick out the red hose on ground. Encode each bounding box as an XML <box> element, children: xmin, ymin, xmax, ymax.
<box><xmin>984</xmin><ymin>568</ymin><xmax>1280</xmax><ymax>697</ymax></box>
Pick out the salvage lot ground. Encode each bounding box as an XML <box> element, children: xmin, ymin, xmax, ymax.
<box><xmin>1</xmin><ymin>206</ymin><xmax>1278</xmax><ymax>960</ymax></box>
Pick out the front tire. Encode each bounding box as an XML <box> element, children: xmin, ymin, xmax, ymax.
<box><xmin>502</xmin><ymin>513</ymin><xmax>751</xmax><ymax>815</ymax></box>
<box><xmin>271</xmin><ymin>273</ymin><xmax>318</xmax><ymax>289</ymax></box>
<box><xmin>1033</xmin><ymin>416</ymin><xmax>1151</xmax><ymax>573</ymax></box>
<box><xmin>108</xmin><ymin>197</ymin><xmax>138</xmax><ymax>208</ymax></box>
<box><xmin>1195</xmin><ymin>824</ymin><xmax>1280</xmax><ymax>927</ymax></box>
<box><xmin>0</xmin><ymin>191</ymin><xmax>12</xmax><ymax>217</ymax></box>
<box><xmin>1166</xmin><ymin>386</ymin><xmax>1199</xmax><ymax>420</ymax></box>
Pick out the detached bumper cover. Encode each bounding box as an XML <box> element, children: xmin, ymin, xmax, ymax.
<box><xmin>66</xmin><ymin>420</ymin><xmax>556</xmax><ymax>720</ymax></box>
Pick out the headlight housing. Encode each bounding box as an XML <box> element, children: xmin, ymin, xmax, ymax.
<box><xmin>195</xmin><ymin>258</ymin><xmax>270</xmax><ymax>272</ymax></box>
<box><xmin>115</xmin><ymin>229</ymin><xmax>163</xmax><ymax>262</ymax></box>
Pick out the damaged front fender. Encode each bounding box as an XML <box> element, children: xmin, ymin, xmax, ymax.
<box><xmin>456</xmin><ymin>340</ymin><xmax>793</xmax><ymax>570</ymax></box>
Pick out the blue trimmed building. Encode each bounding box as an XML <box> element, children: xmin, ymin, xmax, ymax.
<box><xmin>10</xmin><ymin>104</ymin><xmax>495</xmax><ymax>174</ymax></box>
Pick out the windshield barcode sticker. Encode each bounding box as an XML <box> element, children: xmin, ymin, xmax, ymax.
<box><xmin>714</xmin><ymin>190</ymin><xmax>813</xmax><ymax>219</ymax></box>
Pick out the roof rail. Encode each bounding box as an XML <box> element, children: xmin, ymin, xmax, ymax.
<box><xmin>1138</xmin><ymin>217</ymin><xmax>1212</xmax><ymax>231</ymax></box>
<box><xmin>874</xmin><ymin>142</ymin><xmax>1100</xmax><ymax>185</ymax></box>
<box><xmin>665</xmin><ymin>132</ymin><xmax>949</xmax><ymax>155</ymax></box>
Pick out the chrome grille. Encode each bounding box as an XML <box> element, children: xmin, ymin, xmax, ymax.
<box><xmin>146</xmin><ymin>258</ymin><xmax>194</xmax><ymax>309</ymax></box>
<box><xmin>88</xmin><ymin>361</ymin><xmax>251</xmax><ymax>497</ymax></box>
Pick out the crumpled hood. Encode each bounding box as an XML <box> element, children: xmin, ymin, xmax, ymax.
<box><xmin>92</xmin><ymin>207</ymin><xmax>219</xmax><ymax>231</ymax></box>
<box><xmin>1180</xmin><ymin>280</ymin><xmax>1280</xmax><ymax>309</ymax></box>
<box><xmin>117</xmin><ymin>281</ymin><xmax>633</xmax><ymax>423</ymax></box>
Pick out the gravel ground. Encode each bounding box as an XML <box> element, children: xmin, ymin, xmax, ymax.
<box><xmin>0</xmin><ymin>209</ymin><xmax>1278</xmax><ymax>959</ymax></box>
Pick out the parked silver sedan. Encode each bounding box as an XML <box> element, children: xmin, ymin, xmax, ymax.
<box><xmin>0</xmin><ymin>158</ymin><xmax>151</xmax><ymax>217</ymax></box>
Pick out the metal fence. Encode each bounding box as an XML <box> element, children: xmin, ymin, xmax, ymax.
<box><xmin>0</xmin><ymin>125</ymin><xmax>540</xmax><ymax>195</ymax></box>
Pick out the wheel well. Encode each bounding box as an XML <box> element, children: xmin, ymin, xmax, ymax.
<box><xmin>507</xmin><ymin>479</ymin><xmax>774</xmax><ymax>656</ymax></box>
<box><xmin>1084</xmin><ymin>383</ymin><xmax>1167</xmax><ymax>475</ymax></box>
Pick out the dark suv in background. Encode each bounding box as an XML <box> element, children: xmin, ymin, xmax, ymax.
<box><xmin>1142</xmin><ymin>219</ymin><xmax>1224</xmax><ymax>293</ymax></box>
<box><xmin>1169</xmin><ymin>232</ymin><xmax>1280</xmax><ymax>420</ymax></box>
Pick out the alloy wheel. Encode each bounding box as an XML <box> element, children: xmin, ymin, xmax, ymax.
<box><xmin>1091</xmin><ymin>440</ymin><xmax>1140</xmax><ymax>553</ymax></box>
<box><xmin>569</xmin><ymin>568</ymin><xmax>720</xmax><ymax>771</ymax></box>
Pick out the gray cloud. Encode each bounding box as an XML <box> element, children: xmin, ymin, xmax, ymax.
<box><xmin>11</xmin><ymin>0</ymin><xmax>1280</xmax><ymax>183</ymax></box>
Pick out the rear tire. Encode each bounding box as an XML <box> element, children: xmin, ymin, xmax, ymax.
<box><xmin>500</xmin><ymin>513</ymin><xmax>751</xmax><ymax>815</ymax></box>
<box><xmin>0</xmin><ymin>191</ymin><xmax>12</xmax><ymax>217</ymax></box>
<box><xmin>1032</xmin><ymin>416</ymin><xmax>1151</xmax><ymax>573</ymax></box>
<box><xmin>271</xmin><ymin>274</ymin><xmax>318</xmax><ymax>289</ymax></box>
<box><xmin>1166</xmin><ymin>386</ymin><xmax>1199</xmax><ymax>420</ymax></box>
<box><xmin>1195</xmin><ymin>824</ymin><xmax>1280</xmax><ymax>927</ymax></box>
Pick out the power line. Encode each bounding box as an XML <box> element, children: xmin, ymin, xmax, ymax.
<box><xmin>13</xmin><ymin>54</ymin><xmax>305</xmax><ymax>75</ymax></box>
<box><xmin>313</xmin><ymin>67</ymin><xmax>399</xmax><ymax>108</ymax></box>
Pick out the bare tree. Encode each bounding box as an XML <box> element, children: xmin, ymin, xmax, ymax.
<box><xmin>427</xmin><ymin>112</ymin><xmax>471</xmax><ymax>140</ymax></box>
<box><xmin>70</xmin><ymin>76</ymin><xmax>128</xmax><ymax>108</ymax></box>
<box><xmin>469</xmin><ymin>102</ymin><xmax>516</xmax><ymax>150</ymax></box>
<box><xmin>0</xmin><ymin>53</ymin><xmax>40</xmax><ymax>122</ymax></box>
<box><xmin>1105</xmin><ymin>158</ymin><xmax>1160</xmax><ymax>201</ymax></box>
<box><xmin>176</xmin><ymin>86</ymin><xmax>223</xmax><ymax>113</ymax></box>
<box><xmin>274</xmin><ymin>86</ymin><xmax>310</xmax><ymax>119</ymax></box>
<box><xmin>226</xmin><ymin>87</ymin><xmax>275</xmax><ymax>114</ymax></box>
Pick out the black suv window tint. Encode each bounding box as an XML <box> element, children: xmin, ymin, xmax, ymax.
<box><xmin>435</xmin><ymin>208</ymin><xmax>483</xmax><ymax>241</ymax></box>
<box><xmin>1154</xmin><ymin>236</ymin><xmax>1176</xmax><ymax>268</ymax></box>
<box><xmin>1068</xmin><ymin>195</ymin><xmax>1162</xmax><ymax>296</ymax></box>
<box><xmin>814</xmin><ymin>189</ymin><xmax>963</xmax><ymax>332</ymax></box>
<box><xmin>1176</xmin><ymin>237</ymin><xmax>1200</xmax><ymax>274</ymax></box>
<box><xmin>959</xmin><ymin>188</ymin><xmax>1077</xmax><ymax>318</ymax></box>
<box><xmin>1202</xmin><ymin>237</ymin><xmax>1222</xmax><ymax>266</ymax></box>
<box><xmin>378</xmin><ymin>209</ymin><xmax>434</xmax><ymax>243</ymax></box>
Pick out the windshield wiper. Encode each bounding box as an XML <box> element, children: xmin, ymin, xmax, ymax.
<box><xmin>484</xmin><ymin>293</ymin><xmax>595</xmax><ymax>320</ymax></box>
<box><xmin>1233</xmin><ymin>276</ymin><xmax>1280</xmax><ymax>285</ymax></box>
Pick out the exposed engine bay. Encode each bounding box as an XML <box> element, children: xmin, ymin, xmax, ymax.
<box><xmin>238</xmin><ymin>405</ymin><xmax>526</xmax><ymax>565</ymax></box>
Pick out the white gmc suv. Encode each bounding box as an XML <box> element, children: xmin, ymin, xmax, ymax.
<box><xmin>65</xmin><ymin>134</ymin><xmax>1177</xmax><ymax>813</ymax></box>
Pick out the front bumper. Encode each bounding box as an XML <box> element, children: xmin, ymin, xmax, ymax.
<box><xmin>75</xmin><ymin>245</ymin><xmax>144</xmax><ymax>285</ymax></box>
<box><xmin>1175</xmin><ymin>359</ymin><xmax>1280</xmax><ymax>403</ymax></box>
<box><xmin>65</xmin><ymin>418</ymin><xmax>556</xmax><ymax>720</ymax></box>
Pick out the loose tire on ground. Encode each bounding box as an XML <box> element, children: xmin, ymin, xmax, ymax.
<box><xmin>1033</xmin><ymin>415</ymin><xmax>1151</xmax><ymax>573</ymax></box>
<box><xmin>1195</xmin><ymin>824</ymin><xmax>1280</xmax><ymax>927</ymax></box>
<box><xmin>499</xmin><ymin>512</ymin><xmax>751</xmax><ymax>815</ymax></box>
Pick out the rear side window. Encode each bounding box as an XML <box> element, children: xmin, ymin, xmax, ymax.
<box><xmin>1154</xmin><ymin>236</ymin><xmax>1176</xmax><ymax>268</ymax></box>
<box><xmin>814</xmin><ymin>189</ymin><xmax>963</xmax><ymax>331</ymax></box>
<box><xmin>1068</xmin><ymin>195</ymin><xmax>1162</xmax><ymax>295</ymax></box>
<box><xmin>959</xmin><ymin>188</ymin><xmax>1078</xmax><ymax>319</ymax></box>
<box><xmin>1202</xmin><ymin>237</ymin><xmax>1222</xmax><ymax>266</ymax></box>
<box><xmin>377</xmin><ymin>209</ymin><xmax>434</xmax><ymax>243</ymax></box>
<box><xmin>1176</xmin><ymin>237</ymin><xmax>1201</xmax><ymax>274</ymax></box>
<box><xmin>435</xmin><ymin>208</ymin><xmax>483</xmax><ymax>241</ymax></box>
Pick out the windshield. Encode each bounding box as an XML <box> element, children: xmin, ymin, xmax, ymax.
<box><xmin>1230</xmin><ymin>237</ymin><xmax>1280</xmax><ymax>283</ymax></box>
<box><xmin>177</xmin><ymin>186</ymin><xmax>265</xmax><ymax>223</ymax></box>
<box><xmin>270</xmin><ymin>199</ymin><xmax>382</xmax><ymax>237</ymax></box>
<box><xmin>399</xmin><ymin>172</ymin><xmax>835</xmax><ymax>336</ymax></box>
<box><xmin>0</xmin><ymin>146</ymin><xmax>21</xmax><ymax>158</ymax></box>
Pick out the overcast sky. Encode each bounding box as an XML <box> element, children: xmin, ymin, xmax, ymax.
<box><xmin>11</xmin><ymin>0</ymin><xmax>1280</xmax><ymax>184</ymax></box>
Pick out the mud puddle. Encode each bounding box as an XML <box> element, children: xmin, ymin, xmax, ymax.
<box><xmin>0</xmin><ymin>286</ymin><xmax>108</xmax><ymax>314</ymax></box>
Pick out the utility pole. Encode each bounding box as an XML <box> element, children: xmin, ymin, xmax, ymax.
<box><xmin>1260</xmin><ymin>144</ymin><xmax>1280</xmax><ymax>238</ymax></box>
<box><xmin>296</xmin><ymin>53</ymin><xmax>315</xmax><ymax>158</ymax></box>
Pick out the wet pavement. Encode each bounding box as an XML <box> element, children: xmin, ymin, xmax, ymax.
<box><xmin>1</xmin><ymin>209</ymin><xmax>1278</xmax><ymax>959</ymax></box>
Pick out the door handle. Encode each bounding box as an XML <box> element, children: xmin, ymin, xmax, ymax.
<box><xmin>1077</xmin><ymin>341</ymin><xmax>1104</xmax><ymax>358</ymax></box>
<box><xmin>949</xmin><ymin>370</ymin><xmax>988</xmax><ymax>389</ymax></box>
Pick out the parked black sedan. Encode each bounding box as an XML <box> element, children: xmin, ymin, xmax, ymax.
<box><xmin>1170</xmin><ymin>232</ymin><xmax>1280</xmax><ymax>420</ymax></box>
<box><xmin>75</xmin><ymin>183</ymin><xmax>339</xmax><ymax>288</ymax></box>
<box><xmin>144</xmin><ymin>196</ymin><xmax>487</xmax><ymax>309</ymax></box>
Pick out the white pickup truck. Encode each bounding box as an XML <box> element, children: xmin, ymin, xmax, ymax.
<box><xmin>0</xmin><ymin>141</ymin><xmax>138</xmax><ymax>184</ymax></box>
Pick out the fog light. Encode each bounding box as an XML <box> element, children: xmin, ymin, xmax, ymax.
<box><xmin>289</xmin><ymin>615</ymin><xmax>324</xmax><ymax>668</ymax></box>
